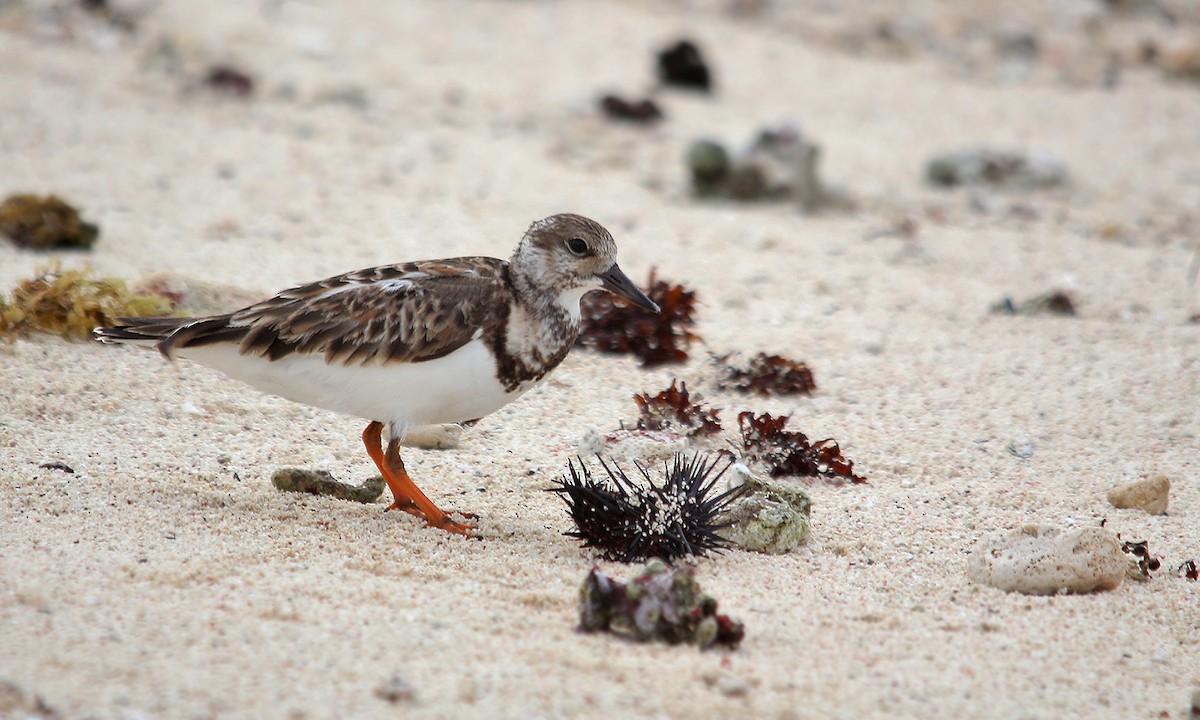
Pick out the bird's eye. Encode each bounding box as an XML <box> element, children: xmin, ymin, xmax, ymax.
<box><xmin>566</xmin><ymin>237</ymin><xmax>589</xmax><ymax>256</ymax></box>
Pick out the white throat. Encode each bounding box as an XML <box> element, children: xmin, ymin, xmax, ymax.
<box><xmin>556</xmin><ymin>284</ymin><xmax>598</xmax><ymax>322</ymax></box>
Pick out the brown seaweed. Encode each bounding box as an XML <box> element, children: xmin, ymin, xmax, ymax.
<box><xmin>716</xmin><ymin>352</ymin><xmax>816</xmax><ymax>396</ymax></box>
<box><xmin>578</xmin><ymin>269</ymin><xmax>699</xmax><ymax>367</ymax></box>
<box><xmin>738</xmin><ymin>412</ymin><xmax>866</xmax><ymax>484</ymax></box>
<box><xmin>634</xmin><ymin>380</ymin><xmax>721</xmax><ymax>436</ymax></box>
<box><xmin>0</xmin><ymin>194</ymin><xmax>99</xmax><ymax>250</ymax></box>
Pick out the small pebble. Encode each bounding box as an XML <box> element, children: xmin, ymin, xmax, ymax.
<box><xmin>967</xmin><ymin>524</ymin><xmax>1126</xmax><ymax>595</ymax></box>
<box><xmin>599</xmin><ymin>95</ymin><xmax>663</xmax><ymax>123</ymax></box>
<box><xmin>715</xmin><ymin>674</ymin><xmax>751</xmax><ymax>697</ymax></box>
<box><xmin>205</xmin><ymin>65</ymin><xmax>255</xmax><ymax>97</ymax></box>
<box><xmin>374</xmin><ymin>673</ymin><xmax>416</xmax><ymax>704</ymax></box>
<box><xmin>658</xmin><ymin>39</ymin><xmax>712</xmax><ymax>91</ymax></box>
<box><xmin>992</xmin><ymin>291</ymin><xmax>1077</xmax><ymax>317</ymax></box>
<box><xmin>1006</xmin><ymin>441</ymin><xmax>1037</xmax><ymax>458</ymax></box>
<box><xmin>1107</xmin><ymin>475</ymin><xmax>1170</xmax><ymax>515</ymax></box>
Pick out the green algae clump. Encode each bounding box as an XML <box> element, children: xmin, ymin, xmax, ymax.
<box><xmin>0</xmin><ymin>266</ymin><xmax>174</xmax><ymax>340</ymax></box>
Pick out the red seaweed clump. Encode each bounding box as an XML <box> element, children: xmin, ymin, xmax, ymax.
<box><xmin>717</xmin><ymin>352</ymin><xmax>816</xmax><ymax>396</ymax></box>
<box><xmin>578</xmin><ymin>269</ymin><xmax>699</xmax><ymax>367</ymax></box>
<box><xmin>635</xmin><ymin>379</ymin><xmax>721</xmax><ymax>436</ymax></box>
<box><xmin>738</xmin><ymin>411</ymin><xmax>865</xmax><ymax>484</ymax></box>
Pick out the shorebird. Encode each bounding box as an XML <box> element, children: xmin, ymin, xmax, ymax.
<box><xmin>95</xmin><ymin>214</ymin><xmax>659</xmax><ymax>535</ymax></box>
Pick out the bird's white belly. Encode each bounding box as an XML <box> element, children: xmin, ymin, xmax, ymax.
<box><xmin>178</xmin><ymin>338</ymin><xmax>526</xmax><ymax>430</ymax></box>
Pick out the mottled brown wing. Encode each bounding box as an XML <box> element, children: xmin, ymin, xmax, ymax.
<box><xmin>171</xmin><ymin>258</ymin><xmax>511</xmax><ymax>365</ymax></box>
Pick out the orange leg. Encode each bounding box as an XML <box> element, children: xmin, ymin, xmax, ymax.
<box><xmin>361</xmin><ymin>421</ymin><xmax>475</xmax><ymax>536</ymax></box>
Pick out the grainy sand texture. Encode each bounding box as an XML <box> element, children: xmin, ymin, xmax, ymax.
<box><xmin>2</xmin><ymin>1</ymin><xmax>1199</xmax><ymax>718</ymax></box>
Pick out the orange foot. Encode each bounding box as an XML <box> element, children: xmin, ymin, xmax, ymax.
<box><xmin>363</xmin><ymin>421</ymin><xmax>478</xmax><ymax>537</ymax></box>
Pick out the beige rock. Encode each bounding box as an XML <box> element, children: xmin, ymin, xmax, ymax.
<box><xmin>402</xmin><ymin>424</ymin><xmax>464</xmax><ymax>450</ymax></box>
<box><xmin>1106</xmin><ymin>475</ymin><xmax>1170</xmax><ymax>515</ymax></box>
<box><xmin>1158</xmin><ymin>32</ymin><xmax>1200</xmax><ymax>80</ymax></box>
<box><xmin>967</xmin><ymin>524</ymin><xmax>1126</xmax><ymax>595</ymax></box>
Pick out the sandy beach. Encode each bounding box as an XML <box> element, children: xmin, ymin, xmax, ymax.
<box><xmin>2</xmin><ymin>1</ymin><xmax>1199</xmax><ymax>718</ymax></box>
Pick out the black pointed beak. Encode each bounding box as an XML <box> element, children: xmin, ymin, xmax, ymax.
<box><xmin>598</xmin><ymin>264</ymin><xmax>660</xmax><ymax>313</ymax></box>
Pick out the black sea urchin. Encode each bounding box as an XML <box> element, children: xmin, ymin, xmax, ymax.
<box><xmin>550</xmin><ymin>453</ymin><xmax>745</xmax><ymax>563</ymax></box>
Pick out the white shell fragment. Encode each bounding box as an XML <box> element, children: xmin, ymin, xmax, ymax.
<box><xmin>1106</xmin><ymin>475</ymin><xmax>1170</xmax><ymax>515</ymax></box>
<box><xmin>967</xmin><ymin>524</ymin><xmax>1127</xmax><ymax>595</ymax></box>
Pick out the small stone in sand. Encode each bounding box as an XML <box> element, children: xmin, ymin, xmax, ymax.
<box><xmin>270</xmin><ymin>469</ymin><xmax>385</xmax><ymax>504</ymax></box>
<box><xmin>657</xmin><ymin>40</ymin><xmax>712</xmax><ymax>91</ymax></box>
<box><xmin>991</xmin><ymin>290</ymin><xmax>1077</xmax><ymax>317</ymax></box>
<box><xmin>967</xmin><ymin>524</ymin><xmax>1126</xmax><ymax>595</ymax></box>
<box><xmin>205</xmin><ymin>65</ymin><xmax>255</xmax><ymax>97</ymax></box>
<box><xmin>718</xmin><ymin>464</ymin><xmax>811</xmax><ymax>554</ymax></box>
<box><xmin>1107</xmin><ymin>475</ymin><xmax>1170</xmax><ymax>515</ymax></box>
<box><xmin>686</xmin><ymin>140</ymin><xmax>730</xmax><ymax>197</ymax></box>
<box><xmin>599</xmin><ymin>95</ymin><xmax>663</xmax><ymax>123</ymax></box>
<box><xmin>1121</xmin><ymin>539</ymin><xmax>1162</xmax><ymax>580</ymax></box>
<box><xmin>374</xmin><ymin>673</ymin><xmax>416</xmax><ymax>704</ymax></box>
<box><xmin>926</xmin><ymin>148</ymin><xmax>1067</xmax><ymax>189</ymax></box>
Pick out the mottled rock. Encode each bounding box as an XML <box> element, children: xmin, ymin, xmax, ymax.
<box><xmin>687</xmin><ymin>124</ymin><xmax>851</xmax><ymax>211</ymax></box>
<box><xmin>579</xmin><ymin>560</ymin><xmax>743</xmax><ymax>649</ymax></box>
<box><xmin>967</xmin><ymin>524</ymin><xmax>1126</xmax><ymax>595</ymax></box>
<box><xmin>718</xmin><ymin>464</ymin><xmax>811</xmax><ymax>554</ymax></box>
<box><xmin>271</xmin><ymin>468</ymin><xmax>385</xmax><ymax>504</ymax></box>
<box><xmin>1107</xmin><ymin>475</ymin><xmax>1170</xmax><ymax>515</ymax></box>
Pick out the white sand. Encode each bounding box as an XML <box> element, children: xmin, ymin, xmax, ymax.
<box><xmin>2</xmin><ymin>1</ymin><xmax>1198</xmax><ymax>718</ymax></box>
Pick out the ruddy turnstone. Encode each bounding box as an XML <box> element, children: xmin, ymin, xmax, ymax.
<box><xmin>94</xmin><ymin>214</ymin><xmax>659</xmax><ymax>535</ymax></box>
